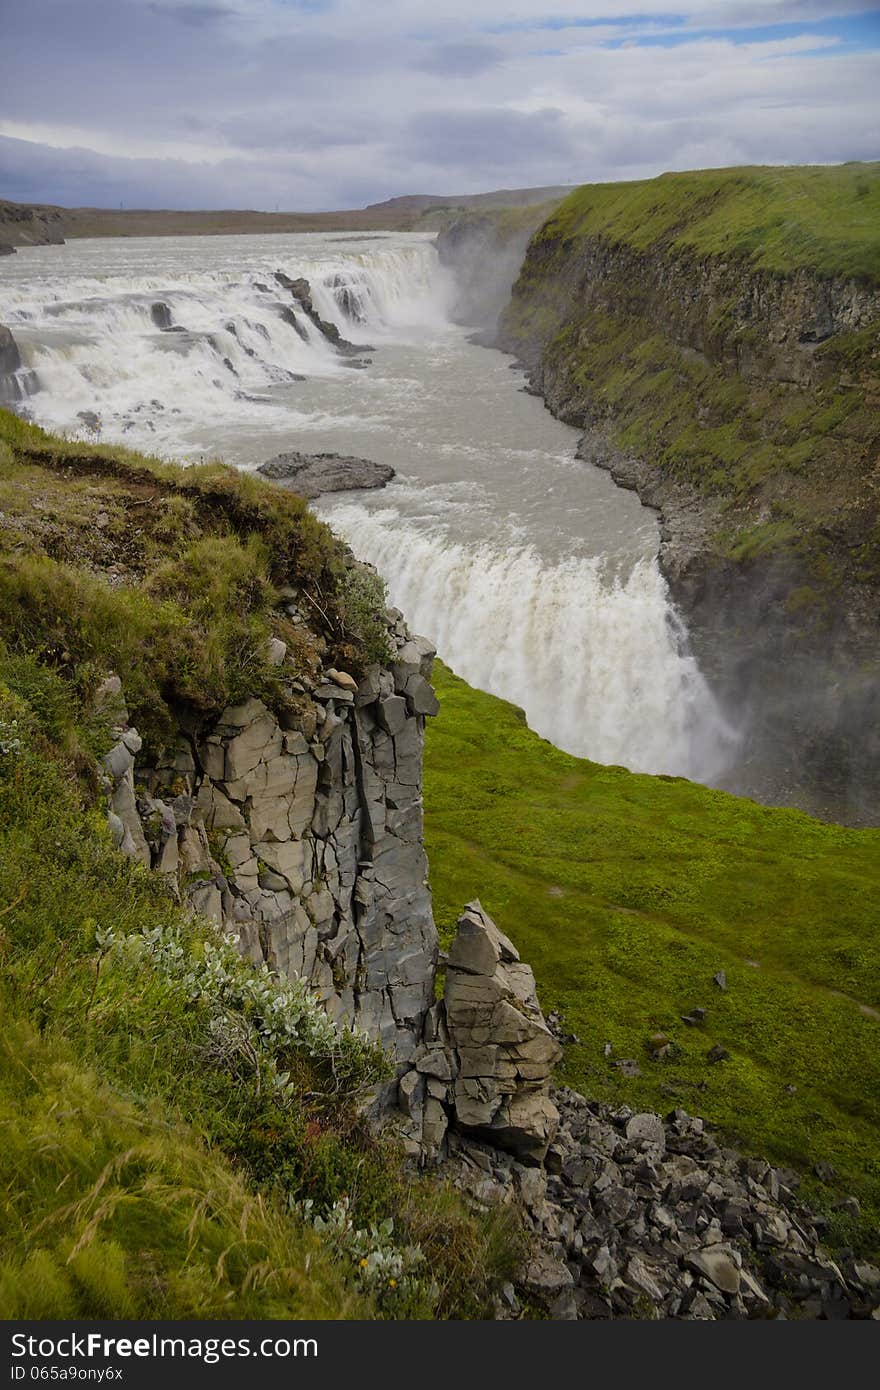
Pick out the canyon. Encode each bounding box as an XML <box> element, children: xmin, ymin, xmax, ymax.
<box><xmin>486</xmin><ymin>167</ymin><xmax>880</xmax><ymax>824</ymax></box>
<box><xmin>1</xmin><ymin>163</ymin><xmax>878</xmax><ymax>1319</ymax></box>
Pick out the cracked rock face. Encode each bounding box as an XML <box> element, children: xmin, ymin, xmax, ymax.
<box><xmin>104</xmin><ymin>623</ymin><xmax>440</xmax><ymax>1064</ymax></box>
<box><xmin>396</xmin><ymin>902</ymin><xmax>563</xmax><ymax>1164</ymax></box>
<box><xmin>97</xmin><ymin>645</ymin><xmax>880</xmax><ymax>1320</ymax></box>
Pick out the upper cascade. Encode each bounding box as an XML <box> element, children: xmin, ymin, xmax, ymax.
<box><xmin>0</xmin><ymin>234</ymin><xmax>454</xmax><ymax>455</ymax></box>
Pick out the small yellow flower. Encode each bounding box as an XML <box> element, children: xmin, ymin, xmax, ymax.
<box><xmin>359</xmin><ymin>1257</ymin><xmax>369</xmax><ymax>1268</ymax></box>
<box><xmin>389</xmin><ymin>1278</ymin><xmax>397</xmax><ymax>1288</ymax></box>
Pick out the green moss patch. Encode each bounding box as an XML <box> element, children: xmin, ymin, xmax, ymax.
<box><xmin>424</xmin><ymin>662</ymin><xmax>880</xmax><ymax>1250</ymax></box>
<box><xmin>541</xmin><ymin>163</ymin><xmax>880</xmax><ymax>284</ymax></box>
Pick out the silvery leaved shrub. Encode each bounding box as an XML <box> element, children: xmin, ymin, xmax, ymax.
<box><xmin>0</xmin><ymin>718</ymin><xmax>22</xmax><ymax>760</ymax></box>
<box><xmin>100</xmin><ymin>920</ymin><xmax>387</xmax><ymax>1100</ymax></box>
<box><xmin>298</xmin><ymin>1196</ymin><xmax>437</xmax><ymax>1310</ymax></box>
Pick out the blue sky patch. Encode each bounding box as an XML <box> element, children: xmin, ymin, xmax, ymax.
<box><xmin>485</xmin><ymin>8</ymin><xmax>880</xmax><ymax>56</ymax></box>
<box><xmin>605</xmin><ymin>12</ymin><xmax>880</xmax><ymax>52</ymax></box>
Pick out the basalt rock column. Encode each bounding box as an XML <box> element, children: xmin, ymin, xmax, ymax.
<box><xmin>400</xmin><ymin>902</ymin><xmax>562</xmax><ymax>1163</ymax></box>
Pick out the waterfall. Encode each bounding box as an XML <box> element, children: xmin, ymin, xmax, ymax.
<box><xmin>0</xmin><ymin>229</ymin><xmax>736</xmax><ymax>782</ymax></box>
<box><xmin>0</xmin><ymin>235</ymin><xmax>453</xmax><ymax>455</ymax></box>
<box><xmin>320</xmin><ymin>501</ymin><xmax>737</xmax><ymax>781</ymax></box>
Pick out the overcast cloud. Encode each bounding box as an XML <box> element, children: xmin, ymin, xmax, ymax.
<box><xmin>0</xmin><ymin>0</ymin><xmax>877</xmax><ymax>209</ymax></box>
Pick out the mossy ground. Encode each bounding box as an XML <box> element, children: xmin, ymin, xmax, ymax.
<box><xmin>424</xmin><ymin>662</ymin><xmax>880</xmax><ymax>1252</ymax></box>
<box><xmin>541</xmin><ymin>164</ymin><xmax>880</xmax><ymax>284</ymax></box>
<box><xmin>0</xmin><ymin>409</ymin><xmax>391</xmax><ymax>756</ymax></box>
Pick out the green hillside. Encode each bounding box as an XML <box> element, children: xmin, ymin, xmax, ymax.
<box><xmin>542</xmin><ymin>163</ymin><xmax>880</xmax><ymax>284</ymax></box>
<box><xmin>424</xmin><ymin>662</ymin><xmax>880</xmax><ymax>1250</ymax></box>
<box><xmin>500</xmin><ymin>163</ymin><xmax>880</xmax><ymax>625</ymax></box>
<box><xmin>0</xmin><ymin>413</ymin><xmax>516</xmax><ymax>1320</ymax></box>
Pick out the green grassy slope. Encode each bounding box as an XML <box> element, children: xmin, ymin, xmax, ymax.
<box><xmin>0</xmin><ymin>409</ymin><xmax>397</xmax><ymax>754</ymax></box>
<box><xmin>0</xmin><ymin>415</ymin><xmax>518</xmax><ymax>1320</ymax></box>
<box><xmin>544</xmin><ymin>164</ymin><xmax>880</xmax><ymax>284</ymax></box>
<box><xmin>424</xmin><ymin>663</ymin><xmax>880</xmax><ymax>1245</ymax></box>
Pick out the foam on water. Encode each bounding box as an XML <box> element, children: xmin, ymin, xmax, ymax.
<box><xmin>321</xmin><ymin>502</ymin><xmax>736</xmax><ymax>779</ymax></box>
<box><xmin>0</xmin><ymin>234</ymin><xmax>453</xmax><ymax>455</ymax></box>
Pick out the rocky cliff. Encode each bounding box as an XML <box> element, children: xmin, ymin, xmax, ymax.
<box><xmin>495</xmin><ymin>165</ymin><xmax>880</xmax><ymax>824</ymax></box>
<box><xmin>98</xmin><ymin>624</ymin><xmax>567</xmax><ymax>1167</ymax></box>
<box><xmin>0</xmin><ymin>198</ymin><xmax>66</xmax><ymax>253</ymax></box>
<box><xmin>99</xmin><ymin>703</ymin><xmax>880</xmax><ymax>1318</ymax></box>
<box><xmin>100</xmin><ymin>621</ymin><xmax>441</xmax><ymax>1067</ymax></box>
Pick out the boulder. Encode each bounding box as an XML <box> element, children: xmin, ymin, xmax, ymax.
<box><xmin>0</xmin><ymin>324</ymin><xmax>22</xmax><ymax>376</ymax></box>
<box><xmin>257</xmin><ymin>450</ymin><xmax>395</xmax><ymax>499</ymax></box>
<box><xmin>625</xmin><ymin>1112</ymin><xmax>667</xmax><ymax>1153</ymax></box>
<box><xmin>686</xmin><ymin>1247</ymin><xmax>741</xmax><ymax>1296</ymax></box>
<box><xmin>325</xmin><ymin>667</ymin><xmax>358</xmax><ymax>693</ymax></box>
<box><xmin>521</xmin><ymin>1250</ymin><xmax>575</xmax><ymax>1297</ymax></box>
<box><xmin>0</xmin><ymin>323</ymin><xmax>25</xmax><ymax>404</ymax></box>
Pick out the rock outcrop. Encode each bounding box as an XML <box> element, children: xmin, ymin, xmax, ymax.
<box><xmin>102</xmin><ymin>612</ymin><xmax>440</xmax><ymax>1064</ymax></box>
<box><xmin>258</xmin><ymin>450</ymin><xmax>395</xmax><ymax>498</ymax></box>
<box><xmin>0</xmin><ymin>198</ymin><xmax>66</xmax><ymax>248</ymax></box>
<box><xmin>0</xmin><ymin>323</ymin><xmax>38</xmax><ymax>406</ymax></box>
<box><xmin>395</xmin><ymin>903</ymin><xmax>562</xmax><ymax>1164</ymax></box>
<box><xmin>273</xmin><ymin>271</ymin><xmax>374</xmax><ymax>357</ymax></box>
<box><xmin>98</xmin><ymin>629</ymin><xmax>880</xmax><ymax>1319</ymax></box>
<box><xmin>150</xmin><ymin>301</ymin><xmax>175</xmax><ymax>330</ymax></box>
<box><xmin>0</xmin><ymin>326</ymin><xmax>22</xmax><ymax>405</ymax></box>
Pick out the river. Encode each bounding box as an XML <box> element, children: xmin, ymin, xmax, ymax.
<box><xmin>0</xmin><ymin>230</ymin><xmax>736</xmax><ymax>781</ymax></box>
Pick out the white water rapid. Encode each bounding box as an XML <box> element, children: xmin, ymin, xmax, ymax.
<box><xmin>0</xmin><ymin>230</ymin><xmax>737</xmax><ymax>781</ymax></box>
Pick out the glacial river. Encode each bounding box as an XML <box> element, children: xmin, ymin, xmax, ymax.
<box><xmin>0</xmin><ymin>231</ymin><xmax>735</xmax><ymax>780</ymax></box>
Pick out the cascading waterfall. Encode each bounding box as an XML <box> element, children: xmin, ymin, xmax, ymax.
<box><xmin>0</xmin><ymin>234</ymin><xmax>453</xmax><ymax>455</ymax></box>
<box><xmin>319</xmin><ymin>502</ymin><xmax>736</xmax><ymax>780</ymax></box>
<box><xmin>0</xmin><ymin>229</ymin><xmax>736</xmax><ymax>783</ymax></box>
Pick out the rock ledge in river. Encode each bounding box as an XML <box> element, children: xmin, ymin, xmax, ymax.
<box><xmin>257</xmin><ymin>450</ymin><xmax>395</xmax><ymax>499</ymax></box>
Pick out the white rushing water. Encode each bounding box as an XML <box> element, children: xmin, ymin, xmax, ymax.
<box><xmin>0</xmin><ymin>231</ymin><xmax>736</xmax><ymax>780</ymax></box>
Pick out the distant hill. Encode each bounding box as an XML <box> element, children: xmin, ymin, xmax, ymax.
<box><xmin>365</xmin><ymin>186</ymin><xmax>575</xmax><ymax>214</ymax></box>
<box><xmin>0</xmin><ymin>185</ymin><xmax>574</xmax><ymax>248</ymax></box>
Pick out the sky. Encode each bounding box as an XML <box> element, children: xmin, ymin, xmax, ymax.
<box><xmin>0</xmin><ymin>1</ymin><xmax>878</xmax><ymax>210</ymax></box>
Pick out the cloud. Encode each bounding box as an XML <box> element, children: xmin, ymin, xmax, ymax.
<box><xmin>405</xmin><ymin>106</ymin><xmax>574</xmax><ymax>169</ymax></box>
<box><xmin>0</xmin><ymin>1</ymin><xmax>877</xmax><ymax>209</ymax></box>
<box><xmin>146</xmin><ymin>2</ymin><xmax>233</xmax><ymax>25</ymax></box>
<box><xmin>219</xmin><ymin>110</ymin><xmax>385</xmax><ymax>151</ymax></box>
<box><xmin>415</xmin><ymin>42</ymin><xmax>506</xmax><ymax>76</ymax></box>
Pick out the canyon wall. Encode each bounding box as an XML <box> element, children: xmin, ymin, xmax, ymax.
<box><xmin>489</xmin><ymin>178</ymin><xmax>880</xmax><ymax>823</ymax></box>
